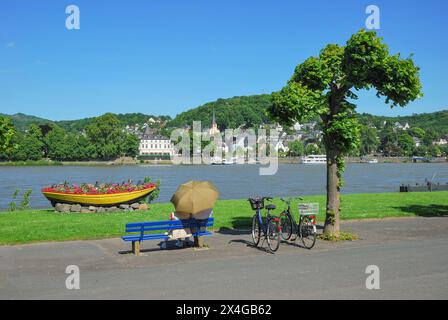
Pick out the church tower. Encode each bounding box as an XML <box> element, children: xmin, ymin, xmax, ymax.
<box><xmin>209</xmin><ymin>107</ymin><xmax>220</xmax><ymax>135</ymax></box>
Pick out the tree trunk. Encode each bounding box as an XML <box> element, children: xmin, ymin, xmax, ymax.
<box><xmin>323</xmin><ymin>145</ymin><xmax>341</xmax><ymax>236</ymax></box>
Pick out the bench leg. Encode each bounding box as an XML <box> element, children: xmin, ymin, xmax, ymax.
<box><xmin>194</xmin><ymin>236</ymin><xmax>204</xmax><ymax>248</ymax></box>
<box><xmin>132</xmin><ymin>241</ymin><xmax>141</xmax><ymax>256</ymax></box>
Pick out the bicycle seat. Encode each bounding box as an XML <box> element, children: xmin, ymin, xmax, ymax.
<box><xmin>265</xmin><ymin>204</ymin><xmax>276</xmax><ymax>210</ymax></box>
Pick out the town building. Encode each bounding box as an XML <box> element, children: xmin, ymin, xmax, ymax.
<box><xmin>139</xmin><ymin>127</ymin><xmax>174</xmax><ymax>156</ymax></box>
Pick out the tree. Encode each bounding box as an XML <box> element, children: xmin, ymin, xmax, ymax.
<box><xmin>12</xmin><ymin>132</ymin><xmax>44</xmax><ymax>161</ymax></box>
<box><xmin>397</xmin><ymin>131</ymin><xmax>415</xmax><ymax>156</ymax></box>
<box><xmin>85</xmin><ymin>113</ymin><xmax>123</xmax><ymax>160</ymax></box>
<box><xmin>269</xmin><ymin>30</ymin><xmax>422</xmax><ymax>236</ymax></box>
<box><xmin>359</xmin><ymin>125</ymin><xmax>379</xmax><ymax>155</ymax></box>
<box><xmin>409</xmin><ymin>127</ymin><xmax>425</xmax><ymax>139</ymax></box>
<box><xmin>0</xmin><ymin>116</ymin><xmax>17</xmax><ymax>154</ymax></box>
<box><xmin>288</xmin><ymin>140</ymin><xmax>305</xmax><ymax>156</ymax></box>
<box><xmin>305</xmin><ymin>143</ymin><xmax>320</xmax><ymax>155</ymax></box>
<box><xmin>45</xmin><ymin>125</ymin><xmax>69</xmax><ymax>160</ymax></box>
<box><xmin>121</xmin><ymin>133</ymin><xmax>140</xmax><ymax>157</ymax></box>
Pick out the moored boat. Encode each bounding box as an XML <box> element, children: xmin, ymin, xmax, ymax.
<box><xmin>299</xmin><ymin>155</ymin><xmax>327</xmax><ymax>164</ymax></box>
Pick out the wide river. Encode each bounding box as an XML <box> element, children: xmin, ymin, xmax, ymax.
<box><xmin>0</xmin><ymin>163</ymin><xmax>447</xmax><ymax>210</ymax></box>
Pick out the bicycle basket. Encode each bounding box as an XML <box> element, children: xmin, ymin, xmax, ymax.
<box><xmin>248</xmin><ymin>197</ymin><xmax>264</xmax><ymax>210</ymax></box>
<box><xmin>298</xmin><ymin>203</ymin><xmax>319</xmax><ymax>216</ymax></box>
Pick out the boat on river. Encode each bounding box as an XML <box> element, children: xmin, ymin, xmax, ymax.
<box><xmin>299</xmin><ymin>155</ymin><xmax>327</xmax><ymax>164</ymax></box>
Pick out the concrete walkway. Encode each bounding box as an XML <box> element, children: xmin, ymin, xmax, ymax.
<box><xmin>1</xmin><ymin>217</ymin><xmax>447</xmax><ymax>299</ymax></box>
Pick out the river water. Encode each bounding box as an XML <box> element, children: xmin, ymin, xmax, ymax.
<box><xmin>0</xmin><ymin>163</ymin><xmax>447</xmax><ymax>210</ymax></box>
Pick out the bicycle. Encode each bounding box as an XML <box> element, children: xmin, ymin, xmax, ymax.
<box><xmin>248</xmin><ymin>196</ymin><xmax>282</xmax><ymax>253</ymax></box>
<box><xmin>279</xmin><ymin>197</ymin><xmax>318</xmax><ymax>249</ymax></box>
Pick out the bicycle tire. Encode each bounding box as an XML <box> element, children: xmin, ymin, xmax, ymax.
<box><xmin>280</xmin><ymin>213</ymin><xmax>293</xmax><ymax>241</ymax></box>
<box><xmin>251</xmin><ymin>214</ymin><xmax>261</xmax><ymax>247</ymax></box>
<box><xmin>266</xmin><ymin>219</ymin><xmax>281</xmax><ymax>252</ymax></box>
<box><xmin>299</xmin><ymin>216</ymin><xmax>317</xmax><ymax>249</ymax></box>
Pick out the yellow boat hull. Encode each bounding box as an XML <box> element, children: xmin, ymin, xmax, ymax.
<box><xmin>43</xmin><ymin>187</ymin><xmax>156</xmax><ymax>206</ymax></box>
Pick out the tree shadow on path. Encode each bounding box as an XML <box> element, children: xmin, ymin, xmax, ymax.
<box><xmin>393</xmin><ymin>204</ymin><xmax>448</xmax><ymax>217</ymax></box>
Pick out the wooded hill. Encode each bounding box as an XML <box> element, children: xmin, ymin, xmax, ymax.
<box><xmin>2</xmin><ymin>94</ymin><xmax>447</xmax><ymax>136</ymax></box>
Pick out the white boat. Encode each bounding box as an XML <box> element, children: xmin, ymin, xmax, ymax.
<box><xmin>367</xmin><ymin>159</ymin><xmax>378</xmax><ymax>164</ymax></box>
<box><xmin>299</xmin><ymin>155</ymin><xmax>327</xmax><ymax>164</ymax></box>
<box><xmin>222</xmin><ymin>157</ymin><xmax>239</xmax><ymax>165</ymax></box>
<box><xmin>211</xmin><ymin>157</ymin><xmax>240</xmax><ymax>165</ymax></box>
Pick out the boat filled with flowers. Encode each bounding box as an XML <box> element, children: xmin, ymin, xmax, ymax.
<box><xmin>42</xmin><ymin>179</ymin><xmax>157</xmax><ymax>206</ymax></box>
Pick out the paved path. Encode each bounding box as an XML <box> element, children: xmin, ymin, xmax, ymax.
<box><xmin>1</xmin><ymin>217</ymin><xmax>447</xmax><ymax>299</ymax></box>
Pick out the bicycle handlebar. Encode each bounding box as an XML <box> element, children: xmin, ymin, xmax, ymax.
<box><xmin>280</xmin><ymin>196</ymin><xmax>304</xmax><ymax>204</ymax></box>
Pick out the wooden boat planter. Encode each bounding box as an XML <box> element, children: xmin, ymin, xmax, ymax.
<box><xmin>42</xmin><ymin>182</ymin><xmax>157</xmax><ymax>207</ymax></box>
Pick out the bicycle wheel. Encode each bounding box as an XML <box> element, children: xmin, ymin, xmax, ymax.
<box><xmin>266</xmin><ymin>218</ymin><xmax>281</xmax><ymax>252</ymax></box>
<box><xmin>251</xmin><ymin>214</ymin><xmax>261</xmax><ymax>247</ymax></box>
<box><xmin>280</xmin><ymin>213</ymin><xmax>293</xmax><ymax>241</ymax></box>
<box><xmin>299</xmin><ymin>216</ymin><xmax>317</xmax><ymax>249</ymax></box>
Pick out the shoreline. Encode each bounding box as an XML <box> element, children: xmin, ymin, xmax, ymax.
<box><xmin>0</xmin><ymin>157</ymin><xmax>447</xmax><ymax>167</ymax></box>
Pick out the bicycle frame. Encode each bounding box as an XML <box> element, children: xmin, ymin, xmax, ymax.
<box><xmin>255</xmin><ymin>207</ymin><xmax>271</xmax><ymax>236</ymax></box>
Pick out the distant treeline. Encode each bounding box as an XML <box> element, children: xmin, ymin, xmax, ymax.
<box><xmin>0</xmin><ymin>113</ymin><xmax>140</xmax><ymax>161</ymax></box>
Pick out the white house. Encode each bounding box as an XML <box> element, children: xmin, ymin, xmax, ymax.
<box><xmin>433</xmin><ymin>138</ymin><xmax>448</xmax><ymax>146</ymax></box>
<box><xmin>139</xmin><ymin>128</ymin><xmax>174</xmax><ymax>156</ymax></box>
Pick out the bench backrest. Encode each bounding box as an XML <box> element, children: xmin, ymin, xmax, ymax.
<box><xmin>125</xmin><ymin>217</ymin><xmax>214</xmax><ymax>236</ymax></box>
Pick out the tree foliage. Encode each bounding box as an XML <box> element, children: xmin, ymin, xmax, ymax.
<box><xmin>0</xmin><ymin>116</ymin><xmax>17</xmax><ymax>154</ymax></box>
<box><xmin>168</xmin><ymin>95</ymin><xmax>273</xmax><ymax>130</ymax></box>
<box><xmin>269</xmin><ymin>30</ymin><xmax>422</xmax><ymax>236</ymax></box>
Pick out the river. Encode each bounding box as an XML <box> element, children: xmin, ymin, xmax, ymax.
<box><xmin>0</xmin><ymin>163</ymin><xmax>447</xmax><ymax>210</ymax></box>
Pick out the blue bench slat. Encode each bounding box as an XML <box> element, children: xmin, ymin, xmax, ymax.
<box><xmin>122</xmin><ymin>234</ymin><xmax>170</xmax><ymax>242</ymax></box>
<box><xmin>121</xmin><ymin>235</ymin><xmax>141</xmax><ymax>242</ymax></box>
<box><xmin>125</xmin><ymin>218</ymin><xmax>214</xmax><ymax>228</ymax></box>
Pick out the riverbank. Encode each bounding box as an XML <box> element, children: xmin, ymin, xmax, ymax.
<box><xmin>0</xmin><ymin>191</ymin><xmax>446</xmax><ymax>245</ymax></box>
<box><xmin>1</xmin><ymin>156</ymin><xmax>446</xmax><ymax>166</ymax></box>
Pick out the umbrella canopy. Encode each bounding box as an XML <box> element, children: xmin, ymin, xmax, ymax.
<box><xmin>170</xmin><ymin>181</ymin><xmax>219</xmax><ymax>215</ymax></box>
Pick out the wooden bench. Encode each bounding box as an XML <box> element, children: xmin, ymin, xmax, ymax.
<box><xmin>122</xmin><ymin>217</ymin><xmax>214</xmax><ymax>255</ymax></box>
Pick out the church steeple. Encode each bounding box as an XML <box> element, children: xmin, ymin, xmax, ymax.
<box><xmin>209</xmin><ymin>107</ymin><xmax>220</xmax><ymax>135</ymax></box>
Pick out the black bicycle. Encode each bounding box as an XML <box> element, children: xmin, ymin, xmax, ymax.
<box><xmin>279</xmin><ymin>197</ymin><xmax>318</xmax><ymax>249</ymax></box>
<box><xmin>248</xmin><ymin>196</ymin><xmax>281</xmax><ymax>253</ymax></box>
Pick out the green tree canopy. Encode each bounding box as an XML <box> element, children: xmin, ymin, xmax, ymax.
<box><xmin>0</xmin><ymin>116</ymin><xmax>17</xmax><ymax>154</ymax></box>
<box><xmin>269</xmin><ymin>30</ymin><xmax>422</xmax><ymax>236</ymax></box>
<box><xmin>288</xmin><ymin>140</ymin><xmax>305</xmax><ymax>157</ymax></box>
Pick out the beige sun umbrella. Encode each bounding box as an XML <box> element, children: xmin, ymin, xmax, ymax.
<box><xmin>170</xmin><ymin>181</ymin><xmax>219</xmax><ymax>215</ymax></box>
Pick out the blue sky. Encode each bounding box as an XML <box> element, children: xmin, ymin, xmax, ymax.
<box><xmin>0</xmin><ymin>0</ymin><xmax>447</xmax><ymax>120</ymax></box>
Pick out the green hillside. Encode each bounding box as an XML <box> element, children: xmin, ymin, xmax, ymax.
<box><xmin>0</xmin><ymin>113</ymin><xmax>54</xmax><ymax>132</ymax></box>
<box><xmin>1</xmin><ymin>112</ymin><xmax>171</xmax><ymax>133</ymax></box>
<box><xmin>357</xmin><ymin>110</ymin><xmax>448</xmax><ymax>136</ymax></box>
<box><xmin>167</xmin><ymin>94</ymin><xmax>273</xmax><ymax>130</ymax></box>
<box><xmin>2</xmin><ymin>95</ymin><xmax>447</xmax><ymax>136</ymax></box>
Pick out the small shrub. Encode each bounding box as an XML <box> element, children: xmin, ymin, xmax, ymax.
<box><xmin>19</xmin><ymin>189</ymin><xmax>32</xmax><ymax>210</ymax></box>
<box><xmin>319</xmin><ymin>231</ymin><xmax>359</xmax><ymax>242</ymax></box>
<box><xmin>143</xmin><ymin>177</ymin><xmax>161</xmax><ymax>204</ymax></box>
<box><xmin>8</xmin><ymin>189</ymin><xmax>20</xmax><ymax>212</ymax></box>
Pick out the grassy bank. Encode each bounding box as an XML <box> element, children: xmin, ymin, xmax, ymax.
<box><xmin>0</xmin><ymin>191</ymin><xmax>447</xmax><ymax>245</ymax></box>
<box><xmin>0</xmin><ymin>160</ymin><xmax>63</xmax><ymax>166</ymax></box>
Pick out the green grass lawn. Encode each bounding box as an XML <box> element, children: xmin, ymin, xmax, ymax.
<box><xmin>0</xmin><ymin>191</ymin><xmax>447</xmax><ymax>245</ymax></box>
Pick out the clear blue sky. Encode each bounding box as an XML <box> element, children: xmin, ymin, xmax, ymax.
<box><xmin>0</xmin><ymin>0</ymin><xmax>447</xmax><ymax>120</ymax></box>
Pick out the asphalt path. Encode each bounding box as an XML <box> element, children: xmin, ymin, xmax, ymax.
<box><xmin>1</xmin><ymin>217</ymin><xmax>447</xmax><ymax>299</ymax></box>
